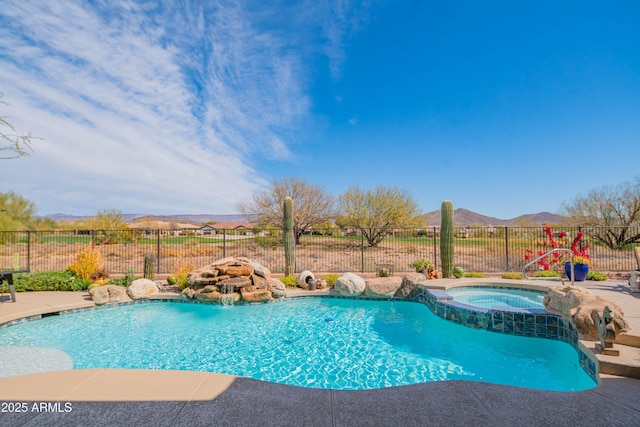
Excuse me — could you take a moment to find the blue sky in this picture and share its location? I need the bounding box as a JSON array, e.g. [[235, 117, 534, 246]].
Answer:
[[1, 1, 639, 219]]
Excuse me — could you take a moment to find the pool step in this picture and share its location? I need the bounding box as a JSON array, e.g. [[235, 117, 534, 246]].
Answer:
[[616, 332, 640, 348]]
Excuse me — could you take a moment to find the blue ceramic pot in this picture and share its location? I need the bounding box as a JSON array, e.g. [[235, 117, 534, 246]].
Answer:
[[564, 262, 589, 282]]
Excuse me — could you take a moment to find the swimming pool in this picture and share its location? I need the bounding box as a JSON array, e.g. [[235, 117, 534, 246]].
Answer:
[[0, 298, 595, 391], [446, 287, 546, 310]]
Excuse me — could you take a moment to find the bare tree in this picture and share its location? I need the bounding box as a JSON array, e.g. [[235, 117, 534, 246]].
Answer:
[[1, 94, 35, 159], [236, 177, 335, 244], [561, 176, 640, 248], [338, 185, 424, 247]]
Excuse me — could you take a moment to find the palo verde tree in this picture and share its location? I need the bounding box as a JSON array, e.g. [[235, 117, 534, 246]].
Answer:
[[1, 94, 35, 159], [338, 185, 424, 247], [561, 176, 640, 249], [0, 191, 36, 231], [236, 177, 335, 244]]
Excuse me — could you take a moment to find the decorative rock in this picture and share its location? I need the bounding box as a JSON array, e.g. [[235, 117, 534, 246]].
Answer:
[[544, 285, 631, 339], [250, 274, 267, 289], [240, 286, 272, 302], [267, 278, 287, 298], [219, 276, 251, 290], [90, 285, 128, 305], [219, 265, 254, 277], [181, 288, 196, 299], [334, 273, 366, 296], [394, 273, 427, 299], [127, 279, 160, 300], [316, 279, 327, 289], [202, 268, 218, 278], [195, 290, 222, 301], [202, 285, 219, 293], [297, 270, 315, 289], [364, 277, 403, 299], [210, 257, 238, 267], [248, 261, 272, 279]]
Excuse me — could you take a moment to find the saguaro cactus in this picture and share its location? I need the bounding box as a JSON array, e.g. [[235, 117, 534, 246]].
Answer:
[[144, 253, 156, 280], [440, 200, 454, 278], [283, 196, 295, 276]]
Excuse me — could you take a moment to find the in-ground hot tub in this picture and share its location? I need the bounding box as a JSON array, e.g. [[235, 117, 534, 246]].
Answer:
[[445, 286, 546, 310]]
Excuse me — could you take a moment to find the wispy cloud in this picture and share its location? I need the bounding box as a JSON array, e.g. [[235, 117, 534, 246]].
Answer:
[[0, 0, 370, 215]]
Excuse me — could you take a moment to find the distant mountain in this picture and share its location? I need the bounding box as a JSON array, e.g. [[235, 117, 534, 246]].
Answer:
[[44, 213, 245, 225], [45, 209, 563, 227], [421, 208, 565, 227]]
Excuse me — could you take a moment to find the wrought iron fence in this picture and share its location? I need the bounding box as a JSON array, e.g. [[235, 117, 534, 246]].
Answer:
[[1, 226, 638, 275]]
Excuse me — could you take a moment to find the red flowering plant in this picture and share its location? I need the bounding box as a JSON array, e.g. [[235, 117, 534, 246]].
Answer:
[[524, 225, 591, 271]]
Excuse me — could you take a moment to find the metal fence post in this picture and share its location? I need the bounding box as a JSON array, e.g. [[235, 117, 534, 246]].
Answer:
[[27, 230, 31, 271], [223, 229, 227, 258], [361, 229, 365, 273], [433, 227, 438, 269], [156, 229, 161, 273], [505, 226, 509, 271]]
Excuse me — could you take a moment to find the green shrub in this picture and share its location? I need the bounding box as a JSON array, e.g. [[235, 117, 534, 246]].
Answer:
[[587, 270, 608, 281], [255, 236, 281, 248], [279, 275, 298, 287], [532, 270, 562, 278], [9, 270, 91, 292], [463, 272, 488, 278], [501, 272, 523, 280], [323, 274, 340, 287], [107, 269, 136, 287], [409, 258, 433, 273]]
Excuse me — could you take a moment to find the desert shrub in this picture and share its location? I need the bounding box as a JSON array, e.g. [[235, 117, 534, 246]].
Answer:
[[67, 245, 104, 280], [171, 257, 197, 290], [323, 273, 340, 287], [501, 272, 523, 280], [532, 270, 562, 278], [11, 270, 91, 292], [90, 268, 110, 280], [463, 272, 488, 278], [409, 258, 433, 273], [107, 268, 136, 287], [587, 270, 608, 281], [279, 275, 298, 287]]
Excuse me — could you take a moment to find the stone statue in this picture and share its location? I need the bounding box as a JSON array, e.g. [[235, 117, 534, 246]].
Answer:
[[593, 306, 620, 356]]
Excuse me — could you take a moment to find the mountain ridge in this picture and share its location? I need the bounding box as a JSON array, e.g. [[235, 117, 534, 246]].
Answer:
[[45, 210, 564, 226]]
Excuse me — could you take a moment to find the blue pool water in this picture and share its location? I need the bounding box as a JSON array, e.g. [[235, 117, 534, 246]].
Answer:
[[447, 287, 546, 310], [0, 299, 595, 391]]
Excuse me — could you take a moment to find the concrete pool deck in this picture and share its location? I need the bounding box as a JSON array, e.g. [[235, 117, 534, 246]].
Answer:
[[1, 279, 639, 426]]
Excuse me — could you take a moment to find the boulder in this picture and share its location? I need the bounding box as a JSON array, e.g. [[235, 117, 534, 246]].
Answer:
[[544, 285, 631, 339], [90, 285, 128, 305], [195, 290, 222, 302], [219, 276, 251, 290], [334, 273, 366, 296], [364, 277, 403, 299], [240, 286, 272, 302], [248, 261, 272, 279], [219, 265, 254, 277], [219, 292, 241, 304], [181, 287, 196, 299], [394, 273, 427, 299], [250, 274, 268, 289], [127, 279, 160, 300], [267, 278, 287, 298]]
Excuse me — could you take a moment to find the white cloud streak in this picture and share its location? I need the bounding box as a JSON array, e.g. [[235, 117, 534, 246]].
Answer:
[[0, 0, 369, 215]]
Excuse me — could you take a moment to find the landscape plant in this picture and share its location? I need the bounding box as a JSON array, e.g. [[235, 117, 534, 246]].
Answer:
[[67, 245, 104, 280], [12, 270, 90, 291], [283, 196, 295, 276], [107, 268, 136, 287], [171, 257, 196, 290], [440, 200, 454, 278], [338, 185, 423, 247], [501, 272, 523, 280], [463, 272, 488, 278], [409, 258, 433, 273], [587, 271, 608, 281], [322, 273, 340, 287], [524, 225, 591, 272], [279, 275, 297, 287]]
